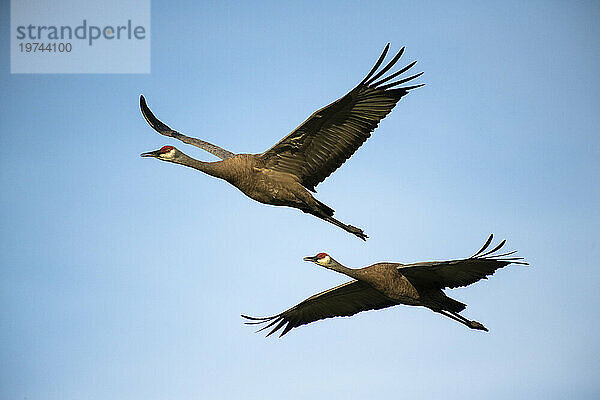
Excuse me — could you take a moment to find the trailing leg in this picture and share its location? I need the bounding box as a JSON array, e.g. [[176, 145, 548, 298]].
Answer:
[[323, 215, 368, 241], [299, 197, 368, 241], [432, 309, 488, 332]]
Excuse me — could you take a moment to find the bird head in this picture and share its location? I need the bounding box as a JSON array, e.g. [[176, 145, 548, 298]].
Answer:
[[141, 145, 180, 161], [303, 252, 333, 267]]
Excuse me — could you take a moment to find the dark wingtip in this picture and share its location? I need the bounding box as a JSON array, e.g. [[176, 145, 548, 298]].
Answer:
[[279, 323, 294, 337], [360, 44, 391, 85], [365, 46, 407, 86], [480, 239, 506, 258], [369, 59, 422, 89], [470, 235, 528, 266], [471, 234, 494, 258], [378, 71, 425, 91], [139, 95, 173, 133], [139, 95, 147, 111], [140, 94, 151, 116], [241, 314, 268, 321]]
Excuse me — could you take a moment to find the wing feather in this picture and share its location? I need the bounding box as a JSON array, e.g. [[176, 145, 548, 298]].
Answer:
[[399, 234, 528, 289], [242, 280, 396, 337], [260, 45, 423, 192]]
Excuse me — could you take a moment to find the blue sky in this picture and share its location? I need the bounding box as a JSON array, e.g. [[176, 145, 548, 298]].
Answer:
[[1, 1, 599, 399]]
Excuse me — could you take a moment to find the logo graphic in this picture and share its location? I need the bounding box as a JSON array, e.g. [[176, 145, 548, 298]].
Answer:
[[11, 0, 150, 74]]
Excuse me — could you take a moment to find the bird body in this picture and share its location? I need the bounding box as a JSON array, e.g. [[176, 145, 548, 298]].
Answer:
[[313, 259, 463, 311], [140, 44, 423, 240], [243, 235, 527, 337], [351, 263, 423, 306], [143, 147, 335, 218]]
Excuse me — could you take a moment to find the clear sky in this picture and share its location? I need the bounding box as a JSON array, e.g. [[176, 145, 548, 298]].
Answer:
[[1, 1, 599, 399]]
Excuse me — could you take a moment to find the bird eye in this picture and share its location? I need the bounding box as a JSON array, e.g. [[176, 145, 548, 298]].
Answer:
[[160, 146, 174, 153], [317, 253, 328, 259]]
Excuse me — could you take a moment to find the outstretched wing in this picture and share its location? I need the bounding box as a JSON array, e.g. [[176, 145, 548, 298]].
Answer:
[[242, 280, 396, 337], [139, 95, 235, 160], [260, 44, 423, 192], [399, 234, 528, 290]]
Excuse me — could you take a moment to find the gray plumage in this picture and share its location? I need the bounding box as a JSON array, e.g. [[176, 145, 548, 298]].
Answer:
[[242, 234, 528, 337], [140, 44, 423, 240]]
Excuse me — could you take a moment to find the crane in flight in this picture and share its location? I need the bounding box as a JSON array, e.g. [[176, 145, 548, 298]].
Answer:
[[243, 234, 528, 336], [141, 44, 423, 240]]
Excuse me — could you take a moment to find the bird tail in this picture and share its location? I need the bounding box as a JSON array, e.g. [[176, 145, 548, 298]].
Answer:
[[427, 290, 467, 313], [443, 296, 467, 313], [429, 291, 467, 313], [314, 198, 334, 217]]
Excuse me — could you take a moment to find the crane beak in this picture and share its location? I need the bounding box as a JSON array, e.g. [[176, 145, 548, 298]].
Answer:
[[303, 256, 318, 262], [141, 150, 161, 158]]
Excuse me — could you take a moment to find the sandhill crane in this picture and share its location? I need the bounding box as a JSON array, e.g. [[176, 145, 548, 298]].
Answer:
[[140, 44, 423, 240], [243, 235, 527, 336]]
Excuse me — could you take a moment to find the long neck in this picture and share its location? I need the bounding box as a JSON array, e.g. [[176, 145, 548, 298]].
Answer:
[[172, 153, 224, 178], [325, 259, 362, 280]]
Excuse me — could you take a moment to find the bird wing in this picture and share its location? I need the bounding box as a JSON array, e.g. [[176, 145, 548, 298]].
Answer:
[[139, 95, 235, 160], [242, 279, 396, 337], [398, 234, 528, 290], [260, 44, 423, 192]]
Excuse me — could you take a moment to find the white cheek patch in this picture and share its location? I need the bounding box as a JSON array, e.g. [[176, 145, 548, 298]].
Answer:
[[160, 149, 176, 159], [317, 255, 331, 265]]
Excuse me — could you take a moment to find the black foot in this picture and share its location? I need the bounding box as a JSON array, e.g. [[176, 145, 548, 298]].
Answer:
[[348, 225, 368, 241], [470, 320, 488, 332]]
